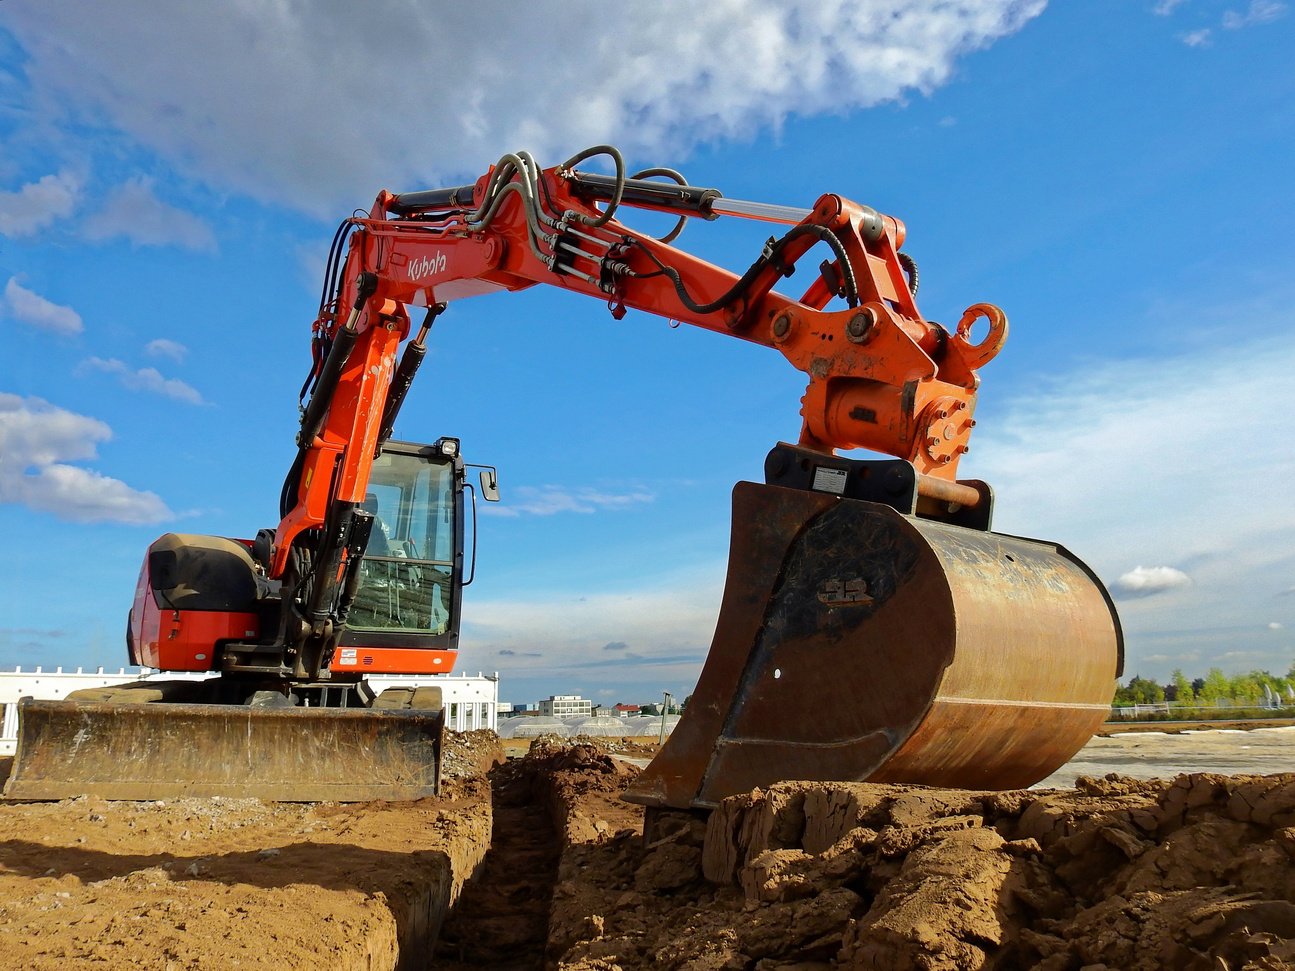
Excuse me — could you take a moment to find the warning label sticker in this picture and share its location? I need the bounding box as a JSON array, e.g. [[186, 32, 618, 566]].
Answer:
[[811, 467, 848, 494]]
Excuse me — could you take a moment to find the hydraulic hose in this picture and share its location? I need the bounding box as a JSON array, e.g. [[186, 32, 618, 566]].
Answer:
[[632, 222, 859, 316], [898, 252, 920, 295], [559, 145, 626, 229]]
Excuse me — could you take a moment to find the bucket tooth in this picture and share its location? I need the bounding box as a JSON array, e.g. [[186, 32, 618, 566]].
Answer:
[[624, 481, 1121, 810]]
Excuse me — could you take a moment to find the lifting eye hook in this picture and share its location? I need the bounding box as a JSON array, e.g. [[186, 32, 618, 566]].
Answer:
[[953, 303, 1009, 370]]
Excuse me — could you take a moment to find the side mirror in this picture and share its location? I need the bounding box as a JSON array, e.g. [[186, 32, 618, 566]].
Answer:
[[479, 468, 500, 502]]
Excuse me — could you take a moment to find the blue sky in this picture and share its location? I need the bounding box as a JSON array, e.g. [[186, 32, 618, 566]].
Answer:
[[1, 0, 1292, 709]]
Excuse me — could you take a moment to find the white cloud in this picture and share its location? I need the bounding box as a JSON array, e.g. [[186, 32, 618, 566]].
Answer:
[[972, 326, 1295, 676], [2, 1, 1046, 215], [82, 177, 216, 252], [0, 170, 80, 237], [0, 393, 171, 524], [1181, 27, 1213, 44], [1112, 565, 1192, 599], [976, 336, 1295, 570], [463, 569, 721, 682], [144, 338, 188, 362], [3, 278, 83, 335], [1269, 622, 1284, 630], [1222, 0, 1286, 28], [486, 485, 654, 518], [1153, 0, 1187, 13], [79, 357, 205, 405]]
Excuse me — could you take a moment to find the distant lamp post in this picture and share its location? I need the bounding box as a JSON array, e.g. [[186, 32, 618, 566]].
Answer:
[[659, 691, 673, 745]]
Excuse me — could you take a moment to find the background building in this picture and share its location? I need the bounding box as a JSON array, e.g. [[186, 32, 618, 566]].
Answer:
[[539, 694, 592, 718]]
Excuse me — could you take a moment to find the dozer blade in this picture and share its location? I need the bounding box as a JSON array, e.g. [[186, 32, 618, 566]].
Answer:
[[625, 481, 1122, 810], [3, 700, 443, 802]]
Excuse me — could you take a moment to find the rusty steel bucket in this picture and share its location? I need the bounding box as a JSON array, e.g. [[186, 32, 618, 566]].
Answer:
[[624, 481, 1122, 810], [3, 698, 443, 802]]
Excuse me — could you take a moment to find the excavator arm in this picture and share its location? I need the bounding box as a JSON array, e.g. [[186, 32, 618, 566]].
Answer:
[[313, 146, 1002, 480], [270, 146, 1012, 684], [262, 147, 1119, 811], [5, 147, 1121, 810]]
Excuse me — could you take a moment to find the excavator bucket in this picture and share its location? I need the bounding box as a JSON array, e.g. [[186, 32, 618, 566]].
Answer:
[[624, 480, 1122, 810], [3, 698, 443, 802]]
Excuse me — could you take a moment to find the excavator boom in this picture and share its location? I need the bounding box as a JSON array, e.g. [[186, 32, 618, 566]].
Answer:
[[5, 146, 1120, 807]]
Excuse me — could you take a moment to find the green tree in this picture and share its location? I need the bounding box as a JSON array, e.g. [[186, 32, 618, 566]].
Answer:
[[1229, 671, 1263, 705], [1170, 669, 1195, 704], [1132, 675, 1165, 704], [1114, 675, 1164, 706], [1198, 668, 1230, 705]]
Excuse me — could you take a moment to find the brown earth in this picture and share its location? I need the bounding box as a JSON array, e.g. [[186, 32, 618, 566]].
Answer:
[[3, 732, 1295, 969], [539, 743, 1295, 971], [0, 731, 502, 971]]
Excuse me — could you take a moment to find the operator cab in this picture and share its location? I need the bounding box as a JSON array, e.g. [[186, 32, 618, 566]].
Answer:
[[208, 437, 496, 684], [329, 436, 497, 675], [346, 440, 461, 641]]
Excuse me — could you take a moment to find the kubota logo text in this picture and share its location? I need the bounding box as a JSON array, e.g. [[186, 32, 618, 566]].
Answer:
[[408, 252, 448, 281]]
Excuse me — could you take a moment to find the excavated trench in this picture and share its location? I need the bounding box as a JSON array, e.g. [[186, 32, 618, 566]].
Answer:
[[3, 735, 1295, 969], [431, 758, 562, 969]]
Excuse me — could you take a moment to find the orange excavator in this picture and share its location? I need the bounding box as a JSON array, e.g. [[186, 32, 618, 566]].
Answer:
[[4, 146, 1121, 808]]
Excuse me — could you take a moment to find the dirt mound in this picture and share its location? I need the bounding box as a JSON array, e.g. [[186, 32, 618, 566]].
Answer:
[[441, 729, 506, 785], [525, 736, 644, 847], [541, 761, 1295, 970], [0, 731, 501, 971]]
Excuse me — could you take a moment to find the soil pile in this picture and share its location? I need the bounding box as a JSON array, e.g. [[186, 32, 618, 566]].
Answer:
[[0, 732, 501, 971], [441, 729, 507, 784], [539, 744, 1295, 970], [4, 731, 1294, 969]]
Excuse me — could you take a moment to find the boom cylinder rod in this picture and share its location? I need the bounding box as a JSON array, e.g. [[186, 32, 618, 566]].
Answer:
[[565, 172, 723, 217], [708, 198, 812, 225], [376, 302, 446, 450], [298, 327, 357, 447], [567, 172, 885, 237], [297, 273, 378, 447]]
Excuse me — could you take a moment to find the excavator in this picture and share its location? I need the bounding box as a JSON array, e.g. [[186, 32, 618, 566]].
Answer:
[[4, 146, 1122, 809]]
